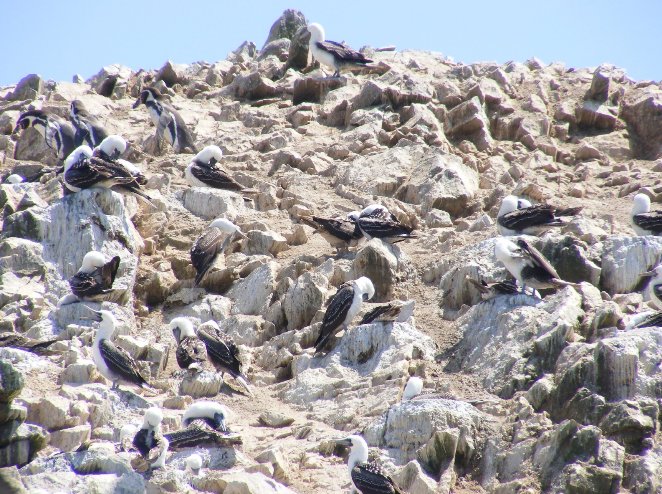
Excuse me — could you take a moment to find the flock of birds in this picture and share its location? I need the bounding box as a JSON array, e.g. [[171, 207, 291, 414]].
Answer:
[[3, 21, 662, 494]]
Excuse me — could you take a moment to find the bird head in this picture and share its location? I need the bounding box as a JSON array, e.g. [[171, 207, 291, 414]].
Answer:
[[494, 237, 519, 264], [80, 251, 107, 273], [143, 407, 163, 428], [186, 453, 203, 474], [632, 193, 651, 216], [64, 145, 93, 172], [183, 401, 229, 431], [360, 203, 388, 218], [307, 23, 325, 43], [498, 195, 520, 217], [195, 145, 223, 166], [95, 135, 127, 161], [517, 198, 532, 208], [335, 434, 369, 465], [14, 110, 48, 134], [209, 218, 247, 239], [169, 317, 195, 343], [347, 211, 360, 222], [641, 264, 662, 281], [354, 276, 375, 301], [70, 99, 87, 117], [402, 376, 424, 400], [5, 174, 24, 184], [133, 87, 161, 109]]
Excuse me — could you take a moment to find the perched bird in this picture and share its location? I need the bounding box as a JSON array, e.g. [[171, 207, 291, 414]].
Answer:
[[494, 238, 577, 292], [359, 300, 415, 325], [315, 276, 375, 353], [66, 251, 121, 303], [70, 99, 109, 148], [132, 87, 198, 153], [182, 401, 230, 432], [190, 218, 246, 286], [0, 333, 58, 355], [335, 435, 403, 494], [185, 145, 253, 194], [354, 205, 417, 243], [164, 401, 235, 449], [631, 193, 662, 236], [5, 174, 24, 184], [90, 309, 153, 391], [197, 325, 252, 395], [626, 311, 662, 330], [307, 23, 373, 78], [467, 277, 526, 300], [63, 144, 151, 201], [497, 195, 582, 236], [301, 213, 362, 251], [641, 264, 662, 310], [401, 376, 423, 401], [14, 109, 78, 160], [132, 407, 169, 470], [93, 135, 147, 185], [186, 454, 203, 475], [169, 317, 207, 372]]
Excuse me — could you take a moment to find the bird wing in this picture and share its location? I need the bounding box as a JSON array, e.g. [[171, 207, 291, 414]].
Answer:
[[0, 333, 57, 354], [197, 329, 243, 378], [99, 339, 149, 386], [132, 428, 152, 456], [315, 284, 355, 350], [316, 41, 373, 65], [69, 272, 104, 298], [309, 216, 362, 241], [176, 336, 207, 369], [102, 256, 121, 289], [164, 424, 221, 449], [190, 163, 243, 191], [498, 205, 559, 231], [516, 239, 561, 280], [360, 304, 394, 325], [491, 279, 521, 295], [633, 212, 662, 234], [352, 463, 402, 494], [633, 311, 662, 329], [358, 216, 416, 239], [190, 227, 231, 285], [64, 160, 102, 189]]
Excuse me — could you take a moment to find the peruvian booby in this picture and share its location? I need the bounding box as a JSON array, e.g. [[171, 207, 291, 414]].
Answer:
[[186, 454, 203, 475], [335, 435, 403, 494], [93, 135, 147, 185], [307, 23, 373, 78], [90, 309, 153, 391], [641, 264, 662, 310], [631, 193, 662, 236], [14, 109, 78, 160], [626, 310, 662, 330], [0, 332, 58, 355], [63, 144, 151, 201], [315, 276, 375, 353], [5, 174, 24, 184], [196, 325, 253, 395], [70, 99, 109, 148], [359, 300, 415, 325], [132, 87, 198, 153], [497, 195, 582, 236], [66, 251, 121, 303], [185, 145, 255, 196], [467, 277, 528, 299], [169, 317, 207, 372], [182, 401, 230, 432], [190, 218, 246, 286], [132, 407, 169, 470], [401, 376, 424, 401], [355, 205, 417, 243], [301, 213, 362, 251], [494, 238, 577, 291]]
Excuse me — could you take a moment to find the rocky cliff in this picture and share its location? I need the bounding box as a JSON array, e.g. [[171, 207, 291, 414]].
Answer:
[[0, 9, 661, 494]]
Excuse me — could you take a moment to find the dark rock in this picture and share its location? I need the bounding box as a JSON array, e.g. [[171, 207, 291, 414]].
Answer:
[[12, 127, 57, 166], [444, 96, 492, 150], [599, 401, 655, 453], [292, 77, 346, 105], [223, 72, 282, 101], [262, 9, 307, 48], [586, 67, 611, 102], [5, 75, 43, 102], [283, 26, 311, 73], [0, 361, 23, 404], [258, 39, 291, 62], [0, 424, 48, 468], [156, 61, 190, 87], [537, 236, 601, 286], [575, 100, 618, 131], [620, 88, 662, 159]]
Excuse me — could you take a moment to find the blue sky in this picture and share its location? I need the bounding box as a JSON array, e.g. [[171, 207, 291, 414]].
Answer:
[[1, 1, 660, 86]]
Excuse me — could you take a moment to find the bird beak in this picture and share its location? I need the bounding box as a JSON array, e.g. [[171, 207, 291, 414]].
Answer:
[[54, 166, 64, 175], [641, 270, 656, 278], [466, 278, 488, 293], [362, 293, 370, 301], [81, 304, 103, 322], [235, 230, 248, 240], [334, 438, 353, 448]]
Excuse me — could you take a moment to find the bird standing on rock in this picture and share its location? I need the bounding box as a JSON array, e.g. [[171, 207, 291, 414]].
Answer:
[[170, 317, 207, 372], [497, 195, 582, 236], [301, 212, 362, 252], [190, 218, 246, 286], [133, 87, 198, 153], [196, 325, 253, 395], [14, 109, 78, 161], [315, 276, 375, 353], [70, 99, 109, 148], [132, 407, 169, 470], [307, 23, 373, 78], [335, 435, 403, 494], [62, 251, 121, 305], [354, 204, 417, 243], [185, 145, 256, 195]]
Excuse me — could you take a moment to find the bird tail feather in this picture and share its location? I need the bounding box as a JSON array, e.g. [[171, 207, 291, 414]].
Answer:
[[235, 375, 253, 396]]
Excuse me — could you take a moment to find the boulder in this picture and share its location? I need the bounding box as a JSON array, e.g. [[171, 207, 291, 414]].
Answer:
[[282, 271, 329, 331], [0, 361, 23, 403], [227, 262, 278, 316], [600, 236, 662, 294], [352, 239, 399, 302], [621, 87, 662, 159], [262, 9, 307, 48], [181, 188, 245, 221], [444, 96, 493, 150]]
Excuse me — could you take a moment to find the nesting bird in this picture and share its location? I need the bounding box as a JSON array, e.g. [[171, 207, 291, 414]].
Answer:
[[14, 109, 78, 160], [196, 325, 252, 395], [335, 435, 403, 494], [182, 401, 230, 432], [315, 276, 375, 353], [497, 195, 582, 236], [631, 193, 662, 236], [133, 87, 198, 153], [190, 218, 246, 286], [90, 310, 153, 391], [165, 401, 237, 449], [359, 300, 415, 325], [353, 204, 417, 243], [93, 135, 147, 185], [401, 376, 424, 401], [494, 238, 577, 292], [467, 277, 523, 299], [0, 333, 58, 355], [65, 251, 121, 304], [132, 407, 169, 470], [307, 23, 373, 78], [185, 145, 253, 194], [169, 317, 207, 372], [302, 213, 362, 252], [70, 99, 109, 148]]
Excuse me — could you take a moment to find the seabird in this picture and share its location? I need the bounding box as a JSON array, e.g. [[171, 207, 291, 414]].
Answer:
[[497, 195, 582, 236], [185, 145, 254, 195], [190, 218, 246, 286], [66, 251, 121, 303], [0, 333, 58, 355], [467, 277, 525, 299], [626, 310, 662, 330], [132, 87, 198, 153], [164, 401, 239, 449], [93, 135, 147, 185], [169, 317, 207, 372], [315, 276, 375, 353], [70, 99, 109, 148], [307, 23, 373, 78], [494, 237, 577, 292], [335, 435, 403, 494], [631, 193, 662, 236], [196, 325, 253, 395], [182, 401, 230, 432], [14, 109, 78, 161], [359, 300, 415, 325], [641, 264, 662, 310], [132, 407, 169, 470], [63, 144, 151, 201], [401, 376, 423, 401], [90, 309, 154, 391], [119, 423, 139, 452], [5, 174, 24, 184], [186, 454, 203, 475], [301, 213, 362, 252], [355, 205, 417, 243]]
